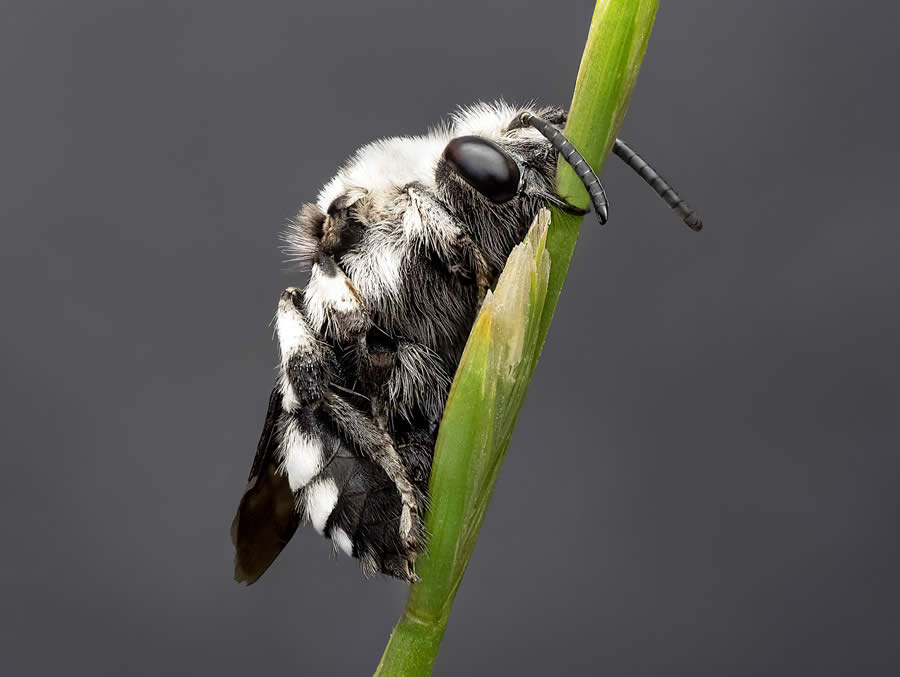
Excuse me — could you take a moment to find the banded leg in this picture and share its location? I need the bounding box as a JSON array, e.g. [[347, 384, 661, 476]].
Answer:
[[276, 399, 422, 581], [322, 393, 422, 550], [285, 404, 421, 579], [234, 278, 426, 581], [319, 423, 435, 581], [232, 291, 340, 583], [279, 261, 422, 544], [276, 286, 335, 412], [280, 267, 423, 557]]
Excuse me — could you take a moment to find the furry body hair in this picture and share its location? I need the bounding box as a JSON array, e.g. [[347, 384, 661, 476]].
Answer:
[[232, 101, 571, 582]]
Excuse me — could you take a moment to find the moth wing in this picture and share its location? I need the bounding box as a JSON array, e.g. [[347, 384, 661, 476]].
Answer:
[[231, 387, 299, 584]]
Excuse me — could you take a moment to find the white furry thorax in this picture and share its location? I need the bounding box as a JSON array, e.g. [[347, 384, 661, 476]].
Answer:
[[284, 101, 528, 300], [315, 101, 521, 210]]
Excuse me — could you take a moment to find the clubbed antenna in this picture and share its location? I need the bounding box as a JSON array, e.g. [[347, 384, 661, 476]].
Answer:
[[612, 139, 702, 231], [519, 112, 609, 224]]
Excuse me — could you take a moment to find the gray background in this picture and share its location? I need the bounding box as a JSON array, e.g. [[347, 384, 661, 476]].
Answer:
[[2, 1, 898, 675]]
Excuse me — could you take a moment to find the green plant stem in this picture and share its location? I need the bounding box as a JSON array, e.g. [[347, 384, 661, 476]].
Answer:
[[375, 307, 496, 676], [375, 2, 659, 674], [539, 0, 659, 349]]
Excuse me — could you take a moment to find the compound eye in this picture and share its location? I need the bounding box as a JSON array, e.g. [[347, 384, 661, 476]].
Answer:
[[442, 136, 521, 204]]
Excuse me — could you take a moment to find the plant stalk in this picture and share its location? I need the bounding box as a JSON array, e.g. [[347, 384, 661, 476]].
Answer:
[[375, 2, 659, 674]]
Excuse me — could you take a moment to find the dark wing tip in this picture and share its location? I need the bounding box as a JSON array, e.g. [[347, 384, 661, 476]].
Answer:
[[231, 387, 300, 585], [233, 555, 263, 585], [231, 465, 300, 585]]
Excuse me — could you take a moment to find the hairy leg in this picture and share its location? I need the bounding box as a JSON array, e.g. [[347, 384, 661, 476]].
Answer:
[[276, 270, 424, 567]]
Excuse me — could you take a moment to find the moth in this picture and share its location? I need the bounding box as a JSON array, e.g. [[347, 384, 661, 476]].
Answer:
[[231, 101, 701, 583]]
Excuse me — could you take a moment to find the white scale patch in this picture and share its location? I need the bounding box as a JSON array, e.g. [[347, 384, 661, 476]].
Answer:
[[403, 187, 462, 261], [276, 294, 315, 363], [303, 263, 360, 332], [279, 371, 299, 412], [451, 100, 520, 140], [342, 235, 405, 301], [316, 135, 447, 211], [276, 296, 316, 411], [331, 527, 354, 557], [281, 421, 323, 491], [305, 477, 339, 534]]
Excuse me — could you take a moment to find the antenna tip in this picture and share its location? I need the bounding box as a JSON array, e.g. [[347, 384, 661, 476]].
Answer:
[[596, 203, 608, 224], [684, 212, 703, 232]]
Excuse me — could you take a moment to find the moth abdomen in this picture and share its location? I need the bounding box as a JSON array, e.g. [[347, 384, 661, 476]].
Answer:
[[314, 442, 420, 580]]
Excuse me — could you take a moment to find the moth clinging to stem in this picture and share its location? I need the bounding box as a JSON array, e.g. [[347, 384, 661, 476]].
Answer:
[[231, 101, 701, 583]]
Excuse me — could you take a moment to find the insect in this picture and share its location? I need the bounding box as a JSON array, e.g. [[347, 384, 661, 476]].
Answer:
[[231, 101, 701, 583]]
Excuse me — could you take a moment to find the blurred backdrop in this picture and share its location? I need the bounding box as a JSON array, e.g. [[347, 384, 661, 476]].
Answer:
[[2, 1, 898, 675]]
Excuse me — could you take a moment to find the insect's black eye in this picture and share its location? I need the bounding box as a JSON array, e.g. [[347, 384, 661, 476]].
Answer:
[[442, 136, 521, 204]]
